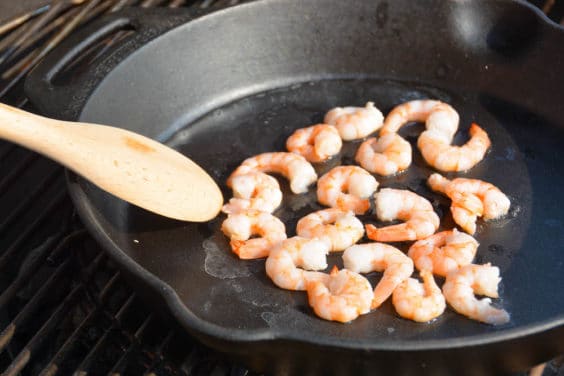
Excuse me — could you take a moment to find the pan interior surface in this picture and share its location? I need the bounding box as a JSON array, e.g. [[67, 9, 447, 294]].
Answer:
[[78, 77, 564, 345]]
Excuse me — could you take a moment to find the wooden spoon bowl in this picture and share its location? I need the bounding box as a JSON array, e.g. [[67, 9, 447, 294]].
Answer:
[[0, 103, 223, 222]]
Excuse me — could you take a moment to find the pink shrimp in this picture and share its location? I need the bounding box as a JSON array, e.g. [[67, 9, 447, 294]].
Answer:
[[265, 236, 330, 291], [286, 124, 342, 163], [381, 100, 490, 172], [407, 229, 478, 277], [442, 263, 510, 325], [221, 211, 287, 259], [306, 266, 373, 323], [222, 172, 282, 214], [316, 166, 379, 215], [418, 123, 491, 172], [392, 270, 446, 322], [354, 133, 412, 176], [381, 99, 458, 137], [228, 152, 317, 194], [296, 208, 364, 252], [428, 173, 511, 234], [324, 102, 384, 140], [343, 242, 414, 309], [365, 188, 439, 242]]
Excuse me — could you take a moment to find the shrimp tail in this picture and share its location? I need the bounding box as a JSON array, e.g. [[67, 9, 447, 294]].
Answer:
[[451, 206, 478, 234], [372, 265, 412, 309], [365, 223, 417, 242], [483, 304, 511, 325], [230, 239, 248, 258], [337, 195, 370, 215], [371, 284, 395, 309], [364, 224, 379, 240], [221, 198, 249, 214], [230, 239, 270, 259], [469, 123, 491, 147], [452, 192, 484, 215], [330, 265, 339, 276], [427, 173, 450, 194], [420, 270, 440, 294], [371, 295, 385, 309]]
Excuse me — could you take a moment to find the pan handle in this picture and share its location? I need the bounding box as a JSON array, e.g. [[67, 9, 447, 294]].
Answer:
[[24, 8, 195, 120]]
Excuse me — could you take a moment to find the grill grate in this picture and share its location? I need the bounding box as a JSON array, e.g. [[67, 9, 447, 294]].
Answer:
[[0, 0, 563, 375]]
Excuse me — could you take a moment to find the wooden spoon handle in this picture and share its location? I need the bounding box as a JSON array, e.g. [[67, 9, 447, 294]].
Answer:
[[0, 103, 223, 222]]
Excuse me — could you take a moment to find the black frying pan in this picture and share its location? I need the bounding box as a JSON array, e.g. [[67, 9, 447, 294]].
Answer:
[[25, 1, 564, 374]]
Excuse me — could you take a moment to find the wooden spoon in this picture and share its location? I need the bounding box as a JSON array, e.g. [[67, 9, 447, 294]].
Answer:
[[0, 103, 223, 222]]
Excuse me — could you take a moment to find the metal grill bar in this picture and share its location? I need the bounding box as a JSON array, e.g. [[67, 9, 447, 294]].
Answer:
[[0, 258, 71, 353], [12, 247, 125, 374], [38, 265, 126, 375], [107, 314, 154, 375], [73, 290, 134, 374], [0, 0, 104, 98], [169, 0, 187, 8], [110, 0, 139, 12], [0, 190, 67, 269], [141, 0, 170, 7], [0, 153, 38, 195], [0, 169, 62, 233], [0, 23, 31, 57], [0, 143, 14, 161], [38, 308, 101, 376], [1, 6, 84, 80], [91, 270, 121, 303], [0, 1, 76, 66], [543, 0, 556, 13], [0, 0, 240, 100], [0, 233, 63, 308], [0, 229, 94, 374], [0, 4, 51, 38], [46, 229, 88, 264], [76, 250, 108, 294], [13, 96, 29, 108], [2, 285, 85, 376], [144, 330, 175, 375]]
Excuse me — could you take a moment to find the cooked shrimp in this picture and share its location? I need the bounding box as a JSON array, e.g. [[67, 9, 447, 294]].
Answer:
[[418, 123, 491, 172], [306, 266, 373, 323], [355, 133, 412, 176], [365, 188, 440, 242], [265, 236, 330, 291], [222, 172, 282, 214], [296, 208, 364, 252], [381, 100, 489, 172], [221, 211, 287, 259], [286, 124, 342, 163], [343, 242, 414, 309], [392, 270, 446, 322], [381, 99, 458, 137], [228, 152, 317, 194], [317, 166, 378, 215], [428, 173, 511, 234], [324, 102, 384, 140], [442, 263, 510, 325], [408, 229, 478, 277]]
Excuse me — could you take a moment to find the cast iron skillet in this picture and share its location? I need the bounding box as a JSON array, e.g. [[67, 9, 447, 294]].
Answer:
[[25, 1, 564, 374]]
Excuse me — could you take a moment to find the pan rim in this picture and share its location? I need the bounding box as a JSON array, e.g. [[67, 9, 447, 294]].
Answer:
[[67, 171, 564, 351]]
